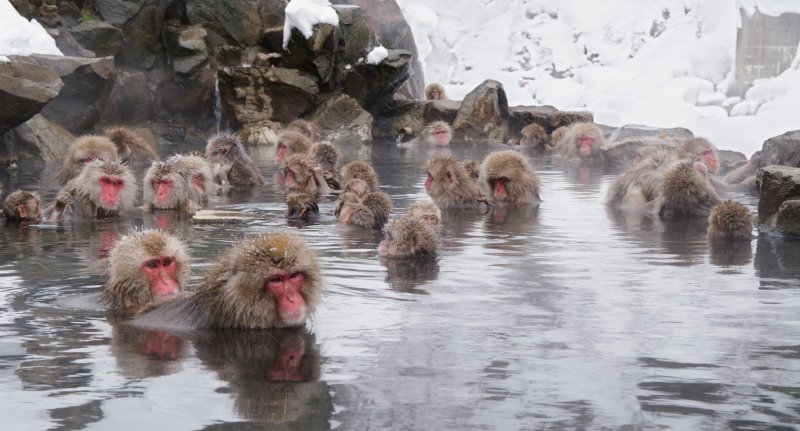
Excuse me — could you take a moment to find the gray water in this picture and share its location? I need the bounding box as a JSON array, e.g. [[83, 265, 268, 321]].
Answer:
[[1, 141, 799, 431]]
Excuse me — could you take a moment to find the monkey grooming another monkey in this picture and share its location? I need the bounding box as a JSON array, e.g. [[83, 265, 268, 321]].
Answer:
[[550, 126, 568, 150], [479, 150, 541, 206], [104, 230, 190, 314], [404, 200, 441, 226], [707, 200, 753, 240], [306, 141, 341, 189], [337, 190, 392, 230], [462, 160, 481, 182], [286, 192, 319, 221], [559, 122, 606, 166], [275, 131, 312, 165], [678, 137, 720, 175], [423, 156, 488, 210], [334, 178, 369, 217], [45, 159, 137, 222], [205, 133, 264, 187], [2, 190, 42, 222], [282, 154, 333, 195], [378, 216, 440, 258], [425, 83, 447, 101], [105, 126, 159, 164], [135, 232, 322, 329], [341, 160, 379, 192], [58, 135, 119, 184]]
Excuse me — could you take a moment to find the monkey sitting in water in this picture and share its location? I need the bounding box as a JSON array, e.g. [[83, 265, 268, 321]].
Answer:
[[306, 141, 341, 189], [378, 216, 440, 258], [286, 118, 321, 142], [135, 232, 322, 329], [399, 121, 453, 148], [3, 190, 42, 222], [105, 126, 159, 164], [707, 200, 753, 240], [58, 135, 119, 185], [479, 150, 541, 207], [205, 133, 264, 187], [45, 159, 137, 222], [337, 190, 393, 230], [423, 156, 488, 210], [340, 160, 379, 192], [282, 154, 334, 195], [275, 130, 312, 165], [558, 122, 606, 166], [103, 230, 191, 314], [286, 192, 319, 221]]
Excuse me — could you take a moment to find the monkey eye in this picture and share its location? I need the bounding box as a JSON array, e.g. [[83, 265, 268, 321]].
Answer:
[[194, 174, 202, 180], [699, 149, 713, 156], [100, 176, 112, 185], [113, 179, 124, 187], [145, 259, 159, 269], [289, 272, 302, 280], [268, 275, 282, 283], [161, 257, 173, 266]]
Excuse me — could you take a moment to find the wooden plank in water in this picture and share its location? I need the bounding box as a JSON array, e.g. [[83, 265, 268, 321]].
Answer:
[[192, 210, 256, 224]]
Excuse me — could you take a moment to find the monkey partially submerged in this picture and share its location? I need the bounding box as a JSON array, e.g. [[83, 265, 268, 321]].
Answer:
[[2, 190, 42, 222], [135, 232, 322, 329], [378, 216, 441, 258], [423, 156, 488, 210], [58, 135, 119, 185], [105, 126, 159, 164], [707, 200, 753, 240], [205, 133, 264, 187], [479, 150, 541, 207], [45, 159, 137, 222]]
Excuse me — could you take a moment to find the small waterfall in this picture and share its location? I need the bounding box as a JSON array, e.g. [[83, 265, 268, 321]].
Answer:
[[395, 132, 406, 144], [214, 77, 222, 134]]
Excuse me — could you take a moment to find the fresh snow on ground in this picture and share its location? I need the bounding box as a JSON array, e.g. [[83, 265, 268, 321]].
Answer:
[[397, 0, 800, 154], [0, 0, 61, 57]]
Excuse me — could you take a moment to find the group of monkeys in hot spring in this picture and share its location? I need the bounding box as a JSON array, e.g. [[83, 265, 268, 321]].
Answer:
[[0, 82, 756, 331]]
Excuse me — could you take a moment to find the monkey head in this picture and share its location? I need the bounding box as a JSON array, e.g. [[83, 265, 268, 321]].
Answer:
[[682, 137, 720, 175], [206, 133, 245, 163], [59, 135, 119, 184], [282, 154, 314, 191], [144, 161, 189, 210], [422, 121, 453, 147], [341, 160, 378, 191], [479, 150, 540, 205], [2, 190, 42, 222], [75, 159, 136, 212], [708, 200, 753, 240], [170, 154, 215, 202], [405, 201, 441, 226], [378, 216, 440, 258], [275, 131, 311, 165]]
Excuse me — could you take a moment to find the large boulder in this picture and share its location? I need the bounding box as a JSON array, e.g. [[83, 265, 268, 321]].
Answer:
[[67, 20, 125, 57], [759, 130, 800, 168], [163, 25, 209, 75], [452, 80, 510, 144], [2, 114, 75, 161], [186, 0, 266, 48], [307, 94, 372, 144], [333, 5, 372, 64], [282, 24, 340, 91], [31, 55, 115, 134], [602, 125, 694, 169], [373, 98, 460, 141], [509, 105, 557, 133], [98, 69, 154, 126], [340, 49, 412, 110], [756, 165, 800, 235], [0, 56, 63, 135], [217, 66, 319, 128], [113, 0, 167, 68]]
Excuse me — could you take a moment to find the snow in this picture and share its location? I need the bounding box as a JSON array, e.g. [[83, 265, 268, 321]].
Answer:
[[0, 0, 61, 57], [283, 0, 340, 49], [366, 45, 388, 65], [397, 0, 800, 155]]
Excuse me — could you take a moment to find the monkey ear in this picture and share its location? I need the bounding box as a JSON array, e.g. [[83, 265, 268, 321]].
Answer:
[[17, 204, 28, 218]]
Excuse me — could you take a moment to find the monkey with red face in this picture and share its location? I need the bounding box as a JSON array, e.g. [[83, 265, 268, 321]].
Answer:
[[479, 150, 541, 207], [559, 122, 606, 166], [45, 159, 137, 222]]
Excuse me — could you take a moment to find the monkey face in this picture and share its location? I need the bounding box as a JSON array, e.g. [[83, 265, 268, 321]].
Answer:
[[576, 134, 594, 157], [275, 143, 287, 165], [152, 177, 174, 206], [491, 177, 508, 200], [266, 271, 308, 326], [99, 176, 126, 209], [142, 256, 180, 300], [421, 213, 439, 225], [697, 148, 719, 174], [432, 128, 450, 146]]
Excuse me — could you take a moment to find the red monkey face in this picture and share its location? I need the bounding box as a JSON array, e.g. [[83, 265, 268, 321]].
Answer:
[[266, 271, 307, 326], [576, 135, 594, 157], [143, 256, 179, 299], [274, 144, 287, 164], [433, 129, 450, 146], [424, 173, 433, 192], [284, 169, 296, 188], [192, 174, 205, 193], [422, 214, 439, 225], [99, 176, 125, 209], [492, 178, 508, 200], [698, 149, 719, 174], [152, 177, 173, 205]]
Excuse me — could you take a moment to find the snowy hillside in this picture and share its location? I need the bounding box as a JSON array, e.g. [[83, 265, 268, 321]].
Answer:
[[397, 0, 800, 154]]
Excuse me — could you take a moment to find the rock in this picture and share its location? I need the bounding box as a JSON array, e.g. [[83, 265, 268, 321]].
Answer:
[[31, 55, 115, 134], [509, 105, 557, 133], [547, 110, 594, 129], [308, 94, 372, 144], [68, 20, 125, 57], [114, 0, 167, 68], [163, 25, 209, 75], [605, 124, 694, 143], [718, 150, 748, 176], [186, 0, 264, 47], [282, 25, 340, 91], [0, 56, 63, 135], [333, 5, 372, 64], [193, 209, 256, 224], [98, 69, 154, 126], [217, 66, 319, 128], [452, 80, 510, 144], [155, 66, 216, 129], [424, 99, 461, 124], [340, 49, 412, 109], [602, 138, 676, 169], [2, 114, 75, 161], [756, 165, 800, 234], [759, 130, 800, 168]]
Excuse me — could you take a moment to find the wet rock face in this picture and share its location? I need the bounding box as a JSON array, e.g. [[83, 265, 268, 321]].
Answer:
[[452, 80, 510, 144], [0, 56, 64, 135], [340, 49, 412, 109], [759, 130, 800, 169], [308, 94, 372, 144], [757, 165, 800, 236], [3, 114, 75, 161]]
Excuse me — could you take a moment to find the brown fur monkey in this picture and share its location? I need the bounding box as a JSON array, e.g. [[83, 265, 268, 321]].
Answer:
[[401, 121, 453, 147], [105, 126, 159, 164], [58, 135, 119, 184], [606, 150, 673, 210], [205, 133, 264, 187], [479, 150, 541, 206], [286, 119, 321, 142], [2, 190, 42, 222], [334, 178, 369, 217], [275, 130, 312, 165], [45, 159, 137, 221], [423, 156, 487, 209], [425, 83, 447, 101], [103, 230, 190, 314], [656, 160, 721, 218], [341, 160, 379, 192], [518, 123, 550, 150], [169, 154, 215, 209], [404, 200, 441, 226], [678, 137, 719, 175], [135, 232, 322, 329], [337, 190, 392, 230], [306, 141, 341, 189], [143, 160, 193, 212], [282, 154, 333, 195], [708, 200, 753, 240], [286, 192, 319, 220], [462, 160, 480, 182], [560, 122, 605, 166], [378, 216, 440, 257], [550, 126, 568, 149]]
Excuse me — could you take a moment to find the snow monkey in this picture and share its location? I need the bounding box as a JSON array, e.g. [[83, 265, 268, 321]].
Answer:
[[286, 118, 321, 142], [423, 156, 488, 209], [404, 200, 441, 226], [559, 122, 606, 166], [103, 229, 190, 314], [401, 121, 453, 148], [205, 133, 264, 187], [275, 130, 312, 165], [518, 123, 551, 151], [135, 232, 323, 329], [707, 200, 753, 240], [282, 154, 333, 195], [340, 160, 379, 192], [58, 135, 119, 184], [2, 190, 42, 222], [337, 190, 393, 230], [169, 154, 215, 208], [678, 137, 720, 175], [45, 159, 137, 221], [378, 216, 440, 258], [425, 83, 447, 101], [104, 126, 159, 164], [285, 192, 319, 221], [479, 150, 541, 206]]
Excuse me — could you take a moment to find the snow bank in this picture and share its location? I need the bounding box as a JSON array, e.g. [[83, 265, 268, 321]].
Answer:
[[283, 0, 340, 49], [0, 0, 62, 56], [366, 45, 388, 65]]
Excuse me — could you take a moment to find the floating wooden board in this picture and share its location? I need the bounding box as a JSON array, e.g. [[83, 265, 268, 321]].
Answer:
[[192, 210, 257, 224]]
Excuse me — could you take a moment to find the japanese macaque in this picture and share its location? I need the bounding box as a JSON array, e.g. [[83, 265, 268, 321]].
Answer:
[[401, 121, 453, 147], [517, 123, 550, 150], [707, 200, 753, 240], [341, 160, 379, 192], [337, 190, 392, 230], [404, 200, 441, 226], [286, 119, 321, 142], [282, 154, 333, 195], [103, 230, 190, 314], [45, 159, 137, 221], [143, 161, 188, 211], [423, 156, 488, 209], [169, 154, 214, 208], [286, 192, 319, 220], [2, 190, 42, 222], [306, 141, 341, 189], [462, 160, 480, 182], [560, 122, 605, 165], [678, 137, 719, 175], [58, 135, 119, 184], [479, 150, 541, 206], [425, 83, 447, 101], [275, 130, 312, 165], [378, 216, 440, 257], [205, 133, 264, 187], [105, 126, 159, 164], [135, 232, 322, 329], [551, 126, 568, 149], [334, 178, 369, 217]]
